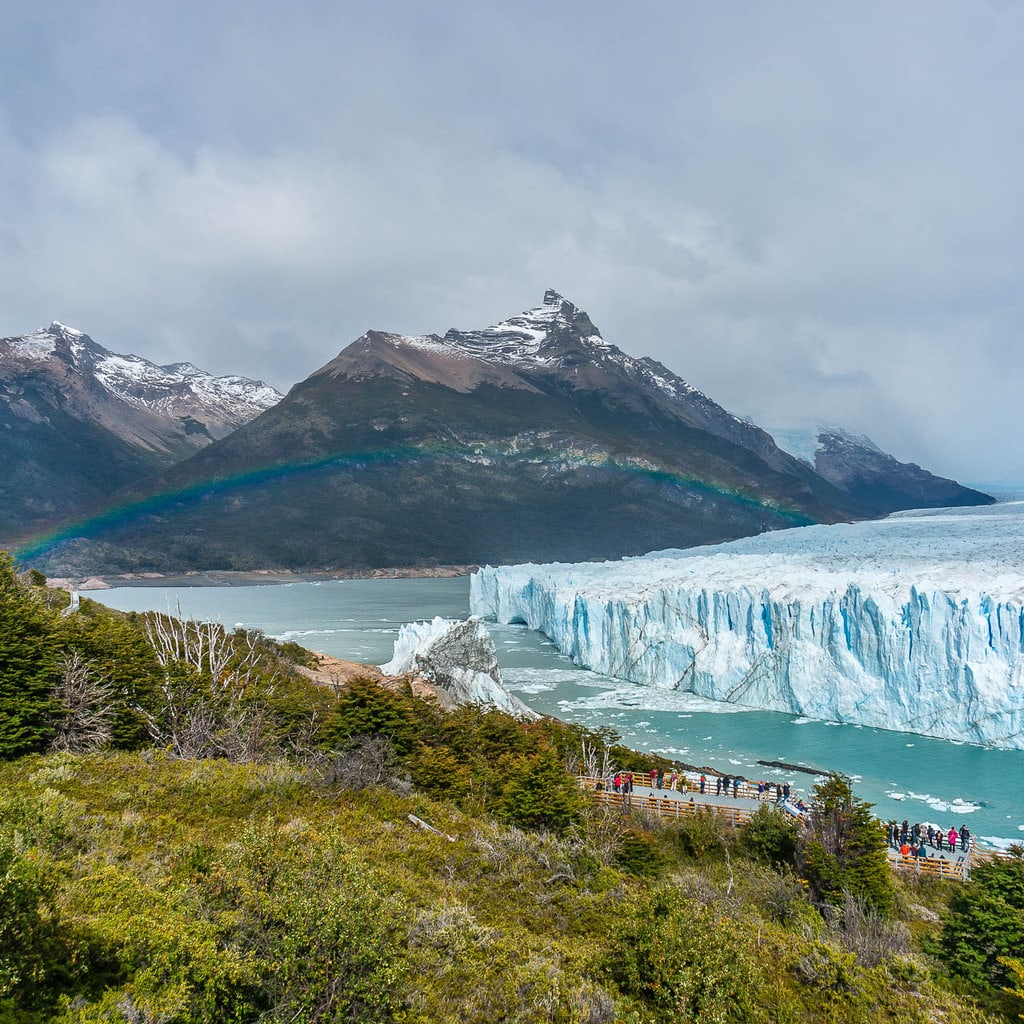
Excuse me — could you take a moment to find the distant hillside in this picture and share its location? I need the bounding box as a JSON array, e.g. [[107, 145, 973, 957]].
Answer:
[[770, 424, 993, 514], [24, 292, 868, 574], [0, 322, 281, 541]]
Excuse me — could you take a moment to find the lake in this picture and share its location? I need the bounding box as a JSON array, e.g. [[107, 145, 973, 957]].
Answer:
[[96, 574, 1024, 849]]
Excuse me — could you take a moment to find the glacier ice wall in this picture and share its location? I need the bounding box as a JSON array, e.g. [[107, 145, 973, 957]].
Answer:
[[381, 616, 538, 720], [470, 502, 1024, 748]]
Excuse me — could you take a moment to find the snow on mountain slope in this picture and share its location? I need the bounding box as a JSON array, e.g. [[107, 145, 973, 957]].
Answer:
[[1, 321, 282, 439], [471, 500, 1024, 748]]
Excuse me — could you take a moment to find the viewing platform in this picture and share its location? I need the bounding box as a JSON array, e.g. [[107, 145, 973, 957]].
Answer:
[[575, 773, 1012, 882]]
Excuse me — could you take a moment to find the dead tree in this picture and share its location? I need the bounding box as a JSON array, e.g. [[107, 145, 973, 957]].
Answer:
[[139, 612, 276, 762], [50, 650, 116, 753]]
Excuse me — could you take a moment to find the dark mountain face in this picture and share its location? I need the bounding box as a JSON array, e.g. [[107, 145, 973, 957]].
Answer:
[[24, 293, 873, 575], [809, 428, 993, 514], [0, 323, 281, 542]]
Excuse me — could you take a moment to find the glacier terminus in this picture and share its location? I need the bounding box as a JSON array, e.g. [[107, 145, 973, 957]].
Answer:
[[470, 501, 1024, 749]]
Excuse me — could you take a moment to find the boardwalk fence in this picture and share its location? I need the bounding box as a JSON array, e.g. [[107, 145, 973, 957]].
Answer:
[[577, 774, 1021, 881]]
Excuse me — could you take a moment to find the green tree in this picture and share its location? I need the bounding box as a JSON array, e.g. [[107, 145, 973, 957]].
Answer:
[[938, 850, 1024, 995], [497, 747, 583, 833], [797, 773, 894, 916], [0, 553, 60, 757], [322, 677, 424, 754]]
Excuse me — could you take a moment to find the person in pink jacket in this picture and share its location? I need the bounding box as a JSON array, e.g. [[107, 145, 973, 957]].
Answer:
[[948, 827, 959, 853]]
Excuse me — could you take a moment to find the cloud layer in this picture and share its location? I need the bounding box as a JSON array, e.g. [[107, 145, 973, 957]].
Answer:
[[2, 1, 1022, 480]]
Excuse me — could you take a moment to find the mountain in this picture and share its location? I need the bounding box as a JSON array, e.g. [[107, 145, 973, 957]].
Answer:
[[769, 424, 993, 514], [24, 291, 877, 574], [0, 322, 282, 541]]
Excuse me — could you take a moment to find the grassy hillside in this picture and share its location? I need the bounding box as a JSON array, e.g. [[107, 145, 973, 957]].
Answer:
[[0, 554, 1018, 1023]]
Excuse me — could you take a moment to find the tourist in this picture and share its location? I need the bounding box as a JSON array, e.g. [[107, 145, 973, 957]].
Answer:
[[613, 773, 621, 793], [650, 768, 657, 789], [716, 775, 723, 796], [668, 769, 677, 791], [700, 774, 706, 794], [960, 824, 971, 851], [948, 827, 959, 854], [656, 767, 664, 789], [757, 780, 765, 800], [733, 776, 740, 797], [900, 839, 910, 857], [783, 782, 791, 801], [936, 829, 944, 851]]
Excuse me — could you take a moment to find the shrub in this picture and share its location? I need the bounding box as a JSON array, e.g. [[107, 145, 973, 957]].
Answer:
[[0, 553, 60, 757], [497, 748, 583, 834], [738, 803, 798, 867], [613, 828, 666, 877], [607, 886, 769, 1023], [938, 850, 1024, 995], [677, 807, 729, 861]]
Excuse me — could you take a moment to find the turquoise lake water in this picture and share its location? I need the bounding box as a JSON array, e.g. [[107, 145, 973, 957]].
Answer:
[[96, 574, 1024, 849]]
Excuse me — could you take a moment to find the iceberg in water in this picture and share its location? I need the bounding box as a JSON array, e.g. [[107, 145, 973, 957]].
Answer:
[[381, 616, 538, 720], [470, 502, 1024, 748]]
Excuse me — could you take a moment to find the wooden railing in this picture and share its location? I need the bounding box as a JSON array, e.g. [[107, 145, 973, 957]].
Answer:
[[578, 777, 758, 827], [578, 775, 1019, 882], [891, 852, 969, 881]]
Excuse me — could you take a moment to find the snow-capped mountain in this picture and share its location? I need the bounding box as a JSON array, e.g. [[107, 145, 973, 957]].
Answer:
[[471, 499, 1024, 748], [0, 322, 281, 540], [21, 291, 989, 575], [24, 292, 865, 574], [322, 290, 793, 471], [769, 423, 992, 514], [4, 322, 280, 443]]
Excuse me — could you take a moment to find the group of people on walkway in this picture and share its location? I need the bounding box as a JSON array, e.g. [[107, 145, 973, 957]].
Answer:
[[887, 819, 972, 858], [605, 768, 804, 811]]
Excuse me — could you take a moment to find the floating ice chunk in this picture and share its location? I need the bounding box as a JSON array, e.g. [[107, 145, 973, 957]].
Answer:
[[381, 616, 538, 720]]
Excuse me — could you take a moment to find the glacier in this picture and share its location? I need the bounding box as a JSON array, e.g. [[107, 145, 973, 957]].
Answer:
[[470, 501, 1024, 749]]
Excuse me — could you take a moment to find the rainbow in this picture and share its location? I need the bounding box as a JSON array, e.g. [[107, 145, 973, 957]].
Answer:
[[12, 441, 816, 563]]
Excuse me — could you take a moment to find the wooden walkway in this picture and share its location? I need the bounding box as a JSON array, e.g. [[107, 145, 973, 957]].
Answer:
[[576, 775, 1021, 882]]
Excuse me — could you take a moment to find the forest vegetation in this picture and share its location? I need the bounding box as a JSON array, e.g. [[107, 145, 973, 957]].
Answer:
[[1, 552, 1023, 1023]]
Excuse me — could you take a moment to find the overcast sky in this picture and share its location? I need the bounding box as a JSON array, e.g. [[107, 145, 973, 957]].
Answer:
[[2, 1, 1021, 482]]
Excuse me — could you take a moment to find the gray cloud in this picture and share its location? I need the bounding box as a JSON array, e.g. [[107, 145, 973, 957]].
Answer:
[[1, 1, 1021, 481]]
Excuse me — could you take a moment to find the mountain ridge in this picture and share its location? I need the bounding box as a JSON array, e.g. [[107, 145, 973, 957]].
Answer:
[[12, 293, 877, 574], [0, 322, 282, 540]]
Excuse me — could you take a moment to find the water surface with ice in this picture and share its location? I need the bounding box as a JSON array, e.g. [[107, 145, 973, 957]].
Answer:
[[98, 572, 1024, 849]]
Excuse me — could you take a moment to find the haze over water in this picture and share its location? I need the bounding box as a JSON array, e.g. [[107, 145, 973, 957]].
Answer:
[[98, 568, 1024, 849]]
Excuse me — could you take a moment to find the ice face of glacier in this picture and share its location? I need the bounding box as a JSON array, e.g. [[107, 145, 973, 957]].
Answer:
[[381, 616, 539, 720], [470, 502, 1024, 748]]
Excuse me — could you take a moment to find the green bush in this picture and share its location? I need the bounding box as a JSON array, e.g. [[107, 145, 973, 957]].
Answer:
[[497, 748, 583, 834], [937, 850, 1024, 996], [0, 554, 60, 757], [607, 886, 771, 1023], [738, 803, 798, 867], [677, 807, 729, 861]]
